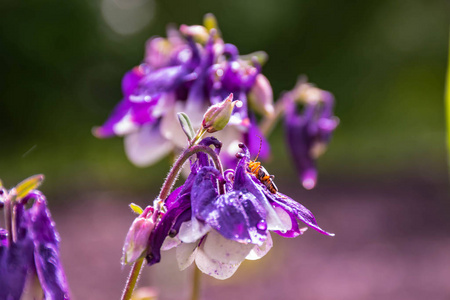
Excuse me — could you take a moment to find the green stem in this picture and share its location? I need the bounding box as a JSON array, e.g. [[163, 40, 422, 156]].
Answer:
[[259, 98, 286, 136], [445, 27, 450, 173], [121, 258, 145, 300], [190, 266, 202, 300], [121, 144, 224, 300], [158, 144, 224, 202]]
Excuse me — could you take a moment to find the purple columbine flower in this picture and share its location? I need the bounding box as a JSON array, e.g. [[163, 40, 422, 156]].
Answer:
[[0, 185, 70, 300], [94, 15, 274, 169], [283, 80, 339, 190], [143, 140, 333, 279]]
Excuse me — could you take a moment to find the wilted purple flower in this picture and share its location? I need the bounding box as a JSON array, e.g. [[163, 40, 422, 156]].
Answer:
[[283, 81, 339, 190], [0, 181, 70, 300], [143, 140, 333, 279], [94, 15, 273, 168]]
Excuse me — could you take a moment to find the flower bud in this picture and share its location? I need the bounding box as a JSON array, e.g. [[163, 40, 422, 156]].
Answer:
[[180, 24, 209, 44], [248, 74, 274, 117], [202, 94, 242, 133], [122, 207, 155, 265]]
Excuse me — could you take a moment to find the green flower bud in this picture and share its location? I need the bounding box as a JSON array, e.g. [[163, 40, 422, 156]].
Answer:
[[202, 94, 242, 133]]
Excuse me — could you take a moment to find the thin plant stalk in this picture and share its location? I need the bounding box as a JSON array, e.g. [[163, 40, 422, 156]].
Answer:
[[445, 27, 450, 172], [121, 258, 145, 300], [190, 266, 202, 300]]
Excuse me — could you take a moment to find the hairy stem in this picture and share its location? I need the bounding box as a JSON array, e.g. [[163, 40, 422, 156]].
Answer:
[[121, 258, 145, 300], [159, 144, 224, 201]]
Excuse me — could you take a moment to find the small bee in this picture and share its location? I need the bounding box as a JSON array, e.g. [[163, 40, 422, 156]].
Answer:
[[246, 138, 278, 194]]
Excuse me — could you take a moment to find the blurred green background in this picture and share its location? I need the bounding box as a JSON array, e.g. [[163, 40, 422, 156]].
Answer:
[[1, 1, 449, 299], [0, 0, 447, 193]]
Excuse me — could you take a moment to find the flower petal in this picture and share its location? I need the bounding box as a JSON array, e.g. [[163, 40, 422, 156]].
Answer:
[[0, 203, 34, 300], [178, 218, 211, 244], [124, 123, 173, 167], [272, 204, 302, 238], [147, 194, 191, 266], [202, 230, 254, 264], [176, 241, 199, 271], [160, 101, 192, 148], [205, 191, 267, 245], [270, 192, 334, 236], [233, 147, 288, 232], [246, 231, 273, 260], [29, 193, 70, 300], [161, 236, 181, 251], [195, 248, 241, 280]]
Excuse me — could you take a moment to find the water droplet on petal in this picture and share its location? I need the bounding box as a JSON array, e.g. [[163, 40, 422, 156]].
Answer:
[[256, 220, 267, 231]]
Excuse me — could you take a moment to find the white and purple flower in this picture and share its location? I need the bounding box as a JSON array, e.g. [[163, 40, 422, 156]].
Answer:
[[143, 139, 333, 279], [94, 16, 273, 168]]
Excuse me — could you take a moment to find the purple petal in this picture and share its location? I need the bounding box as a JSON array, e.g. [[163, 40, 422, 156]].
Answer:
[[122, 67, 145, 97], [271, 202, 302, 238], [269, 192, 334, 236], [244, 115, 270, 161], [146, 194, 191, 266], [190, 167, 220, 221], [206, 191, 267, 245], [29, 193, 70, 300], [233, 144, 287, 231], [0, 204, 34, 300], [94, 99, 132, 138], [284, 100, 318, 189]]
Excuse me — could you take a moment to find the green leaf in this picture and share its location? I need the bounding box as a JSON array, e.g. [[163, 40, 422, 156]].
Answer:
[[129, 203, 144, 215], [177, 112, 195, 141], [15, 174, 44, 200]]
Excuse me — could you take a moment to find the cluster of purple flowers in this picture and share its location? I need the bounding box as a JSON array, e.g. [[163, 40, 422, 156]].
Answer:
[[123, 138, 333, 279], [0, 177, 70, 299], [94, 14, 272, 168], [94, 14, 338, 190]]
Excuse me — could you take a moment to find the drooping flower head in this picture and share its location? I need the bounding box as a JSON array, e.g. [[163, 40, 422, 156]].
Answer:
[[94, 14, 273, 168], [123, 139, 333, 280], [283, 79, 339, 190], [0, 175, 70, 300]]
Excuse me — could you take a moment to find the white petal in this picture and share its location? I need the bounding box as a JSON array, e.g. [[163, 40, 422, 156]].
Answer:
[[178, 219, 211, 244], [124, 124, 173, 167], [176, 241, 199, 271], [246, 232, 273, 260], [161, 235, 181, 251], [195, 246, 241, 280], [160, 101, 192, 148], [271, 206, 294, 232], [152, 93, 175, 119], [211, 125, 243, 157], [202, 230, 254, 264], [265, 204, 291, 232], [184, 99, 209, 129], [113, 112, 139, 136]]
